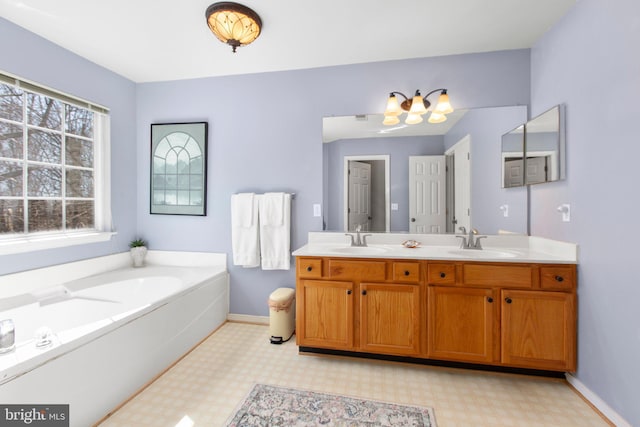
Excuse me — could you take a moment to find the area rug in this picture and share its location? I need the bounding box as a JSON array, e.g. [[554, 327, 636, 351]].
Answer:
[[225, 384, 437, 426]]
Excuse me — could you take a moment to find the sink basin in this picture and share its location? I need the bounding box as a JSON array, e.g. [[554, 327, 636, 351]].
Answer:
[[447, 249, 518, 259], [330, 246, 389, 255]]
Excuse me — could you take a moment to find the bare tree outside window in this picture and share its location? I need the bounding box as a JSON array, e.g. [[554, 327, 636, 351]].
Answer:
[[0, 82, 96, 235]]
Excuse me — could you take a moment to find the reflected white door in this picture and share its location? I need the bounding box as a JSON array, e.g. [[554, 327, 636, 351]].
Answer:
[[525, 156, 548, 184], [348, 161, 371, 231], [504, 158, 525, 188], [409, 156, 446, 233], [452, 136, 471, 232]]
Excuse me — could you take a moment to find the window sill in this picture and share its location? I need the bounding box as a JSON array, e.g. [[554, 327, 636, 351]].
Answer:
[[0, 231, 117, 255]]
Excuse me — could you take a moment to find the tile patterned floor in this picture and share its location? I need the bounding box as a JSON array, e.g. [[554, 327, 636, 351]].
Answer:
[[99, 322, 610, 427]]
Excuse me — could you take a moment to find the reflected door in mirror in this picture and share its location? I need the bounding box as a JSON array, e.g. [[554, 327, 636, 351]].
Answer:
[[348, 161, 372, 231], [409, 156, 445, 233]]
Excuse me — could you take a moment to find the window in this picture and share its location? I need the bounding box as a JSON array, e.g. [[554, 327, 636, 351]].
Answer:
[[0, 73, 112, 253]]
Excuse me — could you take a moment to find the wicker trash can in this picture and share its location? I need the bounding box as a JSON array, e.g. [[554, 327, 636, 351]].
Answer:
[[268, 287, 295, 344]]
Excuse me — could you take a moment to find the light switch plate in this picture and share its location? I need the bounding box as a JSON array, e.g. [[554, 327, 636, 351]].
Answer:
[[313, 204, 322, 217], [391, 203, 398, 211]]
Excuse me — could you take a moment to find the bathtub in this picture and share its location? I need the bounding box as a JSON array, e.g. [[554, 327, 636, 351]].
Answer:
[[0, 251, 229, 427]]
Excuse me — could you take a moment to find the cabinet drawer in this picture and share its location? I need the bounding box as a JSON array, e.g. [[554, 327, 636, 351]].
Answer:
[[297, 258, 323, 278], [463, 264, 532, 288], [328, 260, 386, 281], [427, 263, 456, 284], [392, 262, 421, 283], [540, 266, 576, 291]]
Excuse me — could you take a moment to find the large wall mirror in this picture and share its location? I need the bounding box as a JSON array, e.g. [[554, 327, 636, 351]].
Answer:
[[323, 105, 529, 235], [501, 105, 565, 188]]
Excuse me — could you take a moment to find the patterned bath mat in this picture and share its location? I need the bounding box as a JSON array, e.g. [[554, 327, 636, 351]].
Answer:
[[225, 383, 437, 426]]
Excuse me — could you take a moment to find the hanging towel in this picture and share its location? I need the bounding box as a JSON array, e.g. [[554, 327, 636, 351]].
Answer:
[[259, 193, 291, 270], [231, 193, 260, 268]]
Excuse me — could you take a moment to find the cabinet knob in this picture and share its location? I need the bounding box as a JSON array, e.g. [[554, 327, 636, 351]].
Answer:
[[306, 266, 312, 272], [555, 275, 564, 282], [404, 270, 410, 276], [439, 272, 446, 278], [362, 290, 367, 296], [347, 290, 352, 295], [487, 297, 494, 303], [505, 297, 512, 304]]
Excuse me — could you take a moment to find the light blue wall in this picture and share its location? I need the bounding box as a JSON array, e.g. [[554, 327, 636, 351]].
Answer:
[[0, 18, 137, 275], [323, 136, 445, 232], [136, 50, 531, 316], [530, 0, 639, 424], [445, 106, 529, 234]]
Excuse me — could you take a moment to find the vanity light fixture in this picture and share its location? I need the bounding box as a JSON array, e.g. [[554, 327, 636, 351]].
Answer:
[[205, 2, 262, 53], [383, 89, 454, 125]]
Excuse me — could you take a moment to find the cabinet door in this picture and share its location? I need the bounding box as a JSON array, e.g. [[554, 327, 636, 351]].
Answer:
[[427, 286, 497, 363], [501, 290, 576, 371], [296, 280, 354, 350], [359, 283, 420, 356]]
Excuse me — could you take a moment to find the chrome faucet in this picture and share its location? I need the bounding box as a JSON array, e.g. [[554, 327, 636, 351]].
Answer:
[[0, 319, 15, 354], [345, 225, 372, 247], [456, 227, 487, 250]]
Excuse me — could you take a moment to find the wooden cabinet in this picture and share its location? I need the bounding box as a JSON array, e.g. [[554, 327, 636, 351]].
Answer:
[[296, 258, 422, 356], [360, 282, 420, 356], [296, 256, 577, 373], [501, 289, 576, 371], [297, 279, 354, 349], [427, 286, 497, 363]]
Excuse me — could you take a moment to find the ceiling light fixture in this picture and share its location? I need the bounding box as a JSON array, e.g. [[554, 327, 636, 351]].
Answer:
[[205, 2, 262, 53], [383, 89, 453, 125]]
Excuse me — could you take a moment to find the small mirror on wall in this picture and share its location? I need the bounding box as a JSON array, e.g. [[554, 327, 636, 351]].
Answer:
[[501, 105, 565, 188]]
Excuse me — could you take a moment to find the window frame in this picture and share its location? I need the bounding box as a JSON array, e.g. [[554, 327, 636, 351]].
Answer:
[[0, 71, 113, 254]]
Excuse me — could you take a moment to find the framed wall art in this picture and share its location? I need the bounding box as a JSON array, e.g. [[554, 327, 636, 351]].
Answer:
[[150, 122, 208, 215]]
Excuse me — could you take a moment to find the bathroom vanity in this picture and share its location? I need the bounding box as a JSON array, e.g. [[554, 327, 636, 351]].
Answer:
[[293, 233, 577, 373]]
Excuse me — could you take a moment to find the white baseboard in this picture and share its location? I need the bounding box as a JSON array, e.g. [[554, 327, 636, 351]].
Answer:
[[227, 313, 269, 325], [565, 373, 631, 427]]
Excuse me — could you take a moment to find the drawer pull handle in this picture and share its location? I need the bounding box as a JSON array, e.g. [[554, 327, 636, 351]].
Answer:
[[347, 290, 352, 295], [404, 270, 410, 276], [362, 290, 367, 296], [306, 266, 313, 272], [487, 297, 494, 303], [439, 272, 446, 278], [555, 275, 564, 282], [505, 297, 512, 304]]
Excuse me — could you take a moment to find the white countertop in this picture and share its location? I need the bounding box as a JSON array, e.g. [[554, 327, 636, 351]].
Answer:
[[292, 232, 577, 264]]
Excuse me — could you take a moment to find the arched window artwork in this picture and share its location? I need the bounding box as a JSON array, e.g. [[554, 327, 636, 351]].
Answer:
[[150, 122, 207, 215]]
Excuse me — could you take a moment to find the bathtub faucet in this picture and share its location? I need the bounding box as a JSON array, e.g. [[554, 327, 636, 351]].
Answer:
[[0, 319, 16, 354]]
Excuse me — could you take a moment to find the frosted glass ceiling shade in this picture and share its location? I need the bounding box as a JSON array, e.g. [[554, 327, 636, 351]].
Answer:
[[405, 113, 423, 125], [206, 2, 262, 53], [428, 111, 447, 123], [434, 90, 453, 114], [408, 91, 428, 115], [383, 115, 400, 125]]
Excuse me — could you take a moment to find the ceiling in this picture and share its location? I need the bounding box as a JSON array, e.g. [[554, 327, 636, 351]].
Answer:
[[0, 0, 576, 83]]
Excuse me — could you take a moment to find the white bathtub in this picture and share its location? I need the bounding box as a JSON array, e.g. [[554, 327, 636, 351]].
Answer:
[[0, 251, 229, 427]]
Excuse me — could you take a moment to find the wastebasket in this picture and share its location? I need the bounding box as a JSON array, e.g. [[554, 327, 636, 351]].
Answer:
[[268, 287, 295, 344]]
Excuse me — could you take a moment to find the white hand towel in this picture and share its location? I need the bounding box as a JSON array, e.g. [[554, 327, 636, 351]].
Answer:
[[231, 193, 260, 268], [259, 193, 291, 270]]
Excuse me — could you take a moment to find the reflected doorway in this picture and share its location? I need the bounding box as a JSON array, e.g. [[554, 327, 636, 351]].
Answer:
[[343, 155, 390, 232]]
